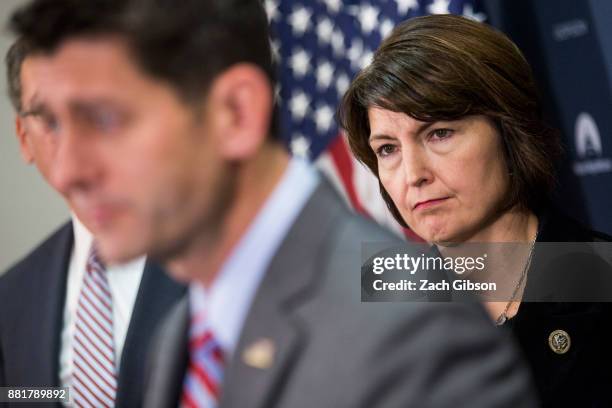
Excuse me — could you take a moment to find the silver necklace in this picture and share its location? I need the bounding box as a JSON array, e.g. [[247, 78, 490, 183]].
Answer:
[[494, 230, 538, 326]]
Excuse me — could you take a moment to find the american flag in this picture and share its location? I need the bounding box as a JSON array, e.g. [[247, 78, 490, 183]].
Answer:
[[267, 0, 487, 239]]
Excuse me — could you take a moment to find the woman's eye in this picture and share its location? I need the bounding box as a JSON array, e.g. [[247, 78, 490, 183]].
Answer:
[[375, 144, 397, 157], [430, 128, 453, 140]]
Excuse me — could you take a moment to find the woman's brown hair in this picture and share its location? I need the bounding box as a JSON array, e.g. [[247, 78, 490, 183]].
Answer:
[[338, 14, 561, 228]]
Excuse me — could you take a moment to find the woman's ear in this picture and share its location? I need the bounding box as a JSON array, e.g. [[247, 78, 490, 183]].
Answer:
[[204, 63, 273, 161]]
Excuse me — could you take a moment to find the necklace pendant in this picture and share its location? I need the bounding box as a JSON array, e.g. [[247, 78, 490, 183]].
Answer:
[[495, 313, 508, 326]]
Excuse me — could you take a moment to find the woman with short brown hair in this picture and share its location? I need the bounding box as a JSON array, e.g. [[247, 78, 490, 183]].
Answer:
[[339, 14, 612, 407]]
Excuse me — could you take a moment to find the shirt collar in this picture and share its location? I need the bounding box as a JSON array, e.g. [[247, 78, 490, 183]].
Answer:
[[71, 214, 94, 252], [189, 157, 319, 356]]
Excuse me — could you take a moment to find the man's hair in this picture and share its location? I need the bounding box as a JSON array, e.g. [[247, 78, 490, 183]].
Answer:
[[6, 0, 278, 137], [337, 14, 562, 228]]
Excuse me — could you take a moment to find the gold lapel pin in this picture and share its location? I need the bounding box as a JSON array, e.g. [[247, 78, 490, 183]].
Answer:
[[242, 337, 275, 369], [548, 329, 571, 354]]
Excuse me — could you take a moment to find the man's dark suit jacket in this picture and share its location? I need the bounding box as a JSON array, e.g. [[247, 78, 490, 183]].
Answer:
[[0, 222, 186, 407], [144, 180, 538, 408]]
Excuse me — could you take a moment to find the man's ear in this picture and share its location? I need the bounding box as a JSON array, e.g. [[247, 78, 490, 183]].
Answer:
[[15, 115, 34, 164], [205, 63, 273, 160]]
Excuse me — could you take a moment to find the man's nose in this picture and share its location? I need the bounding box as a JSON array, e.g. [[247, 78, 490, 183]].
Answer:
[[50, 125, 100, 195]]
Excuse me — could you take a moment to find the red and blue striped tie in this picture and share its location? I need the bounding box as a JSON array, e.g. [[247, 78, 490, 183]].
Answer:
[[72, 246, 118, 407], [181, 311, 225, 408]]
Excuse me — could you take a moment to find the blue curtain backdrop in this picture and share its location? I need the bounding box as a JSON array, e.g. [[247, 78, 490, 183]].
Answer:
[[487, 0, 612, 234]]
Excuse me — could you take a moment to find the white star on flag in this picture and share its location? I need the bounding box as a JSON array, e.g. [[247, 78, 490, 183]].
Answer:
[[357, 5, 380, 34], [336, 73, 350, 97], [321, 0, 341, 14], [316, 61, 335, 89], [380, 19, 395, 39], [463, 4, 487, 22], [330, 29, 345, 57], [290, 134, 311, 158], [264, 0, 279, 22], [270, 38, 281, 63], [289, 91, 310, 121], [396, 0, 419, 15], [314, 105, 334, 132], [428, 0, 451, 14], [274, 84, 282, 106], [316, 18, 334, 44], [289, 6, 312, 37], [360, 50, 374, 69], [289, 48, 311, 78], [347, 38, 364, 70]]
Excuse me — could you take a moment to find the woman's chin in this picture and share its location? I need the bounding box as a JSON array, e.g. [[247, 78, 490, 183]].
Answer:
[[431, 231, 478, 247], [416, 224, 457, 245]]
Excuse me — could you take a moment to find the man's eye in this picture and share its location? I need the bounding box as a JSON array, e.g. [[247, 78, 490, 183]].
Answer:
[[37, 113, 60, 134], [375, 144, 397, 157], [92, 111, 122, 130], [20, 109, 60, 135], [430, 128, 453, 140]]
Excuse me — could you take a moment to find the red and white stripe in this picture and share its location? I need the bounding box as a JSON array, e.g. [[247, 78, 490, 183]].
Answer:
[[181, 312, 225, 408], [72, 247, 117, 408]]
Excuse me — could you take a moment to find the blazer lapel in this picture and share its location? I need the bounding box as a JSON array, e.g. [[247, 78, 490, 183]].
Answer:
[[24, 223, 73, 391], [220, 180, 345, 408], [143, 297, 190, 408], [115, 261, 186, 408]]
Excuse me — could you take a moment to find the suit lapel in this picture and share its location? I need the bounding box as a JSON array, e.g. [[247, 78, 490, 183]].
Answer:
[[144, 297, 190, 408], [25, 223, 73, 391], [220, 180, 345, 408], [115, 261, 186, 407]]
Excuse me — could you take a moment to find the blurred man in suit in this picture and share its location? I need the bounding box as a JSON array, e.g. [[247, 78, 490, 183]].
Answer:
[[4, 0, 538, 407], [0, 8, 185, 407]]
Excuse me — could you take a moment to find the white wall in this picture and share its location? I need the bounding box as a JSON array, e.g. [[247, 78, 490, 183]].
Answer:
[[0, 0, 69, 272]]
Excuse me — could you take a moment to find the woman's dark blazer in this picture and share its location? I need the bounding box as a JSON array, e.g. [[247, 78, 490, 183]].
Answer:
[[506, 208, 612, 408]]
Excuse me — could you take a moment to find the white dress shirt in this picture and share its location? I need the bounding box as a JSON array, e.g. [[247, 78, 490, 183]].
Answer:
[[59, 215, 145, 396], [189, 158, 320, 358]]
